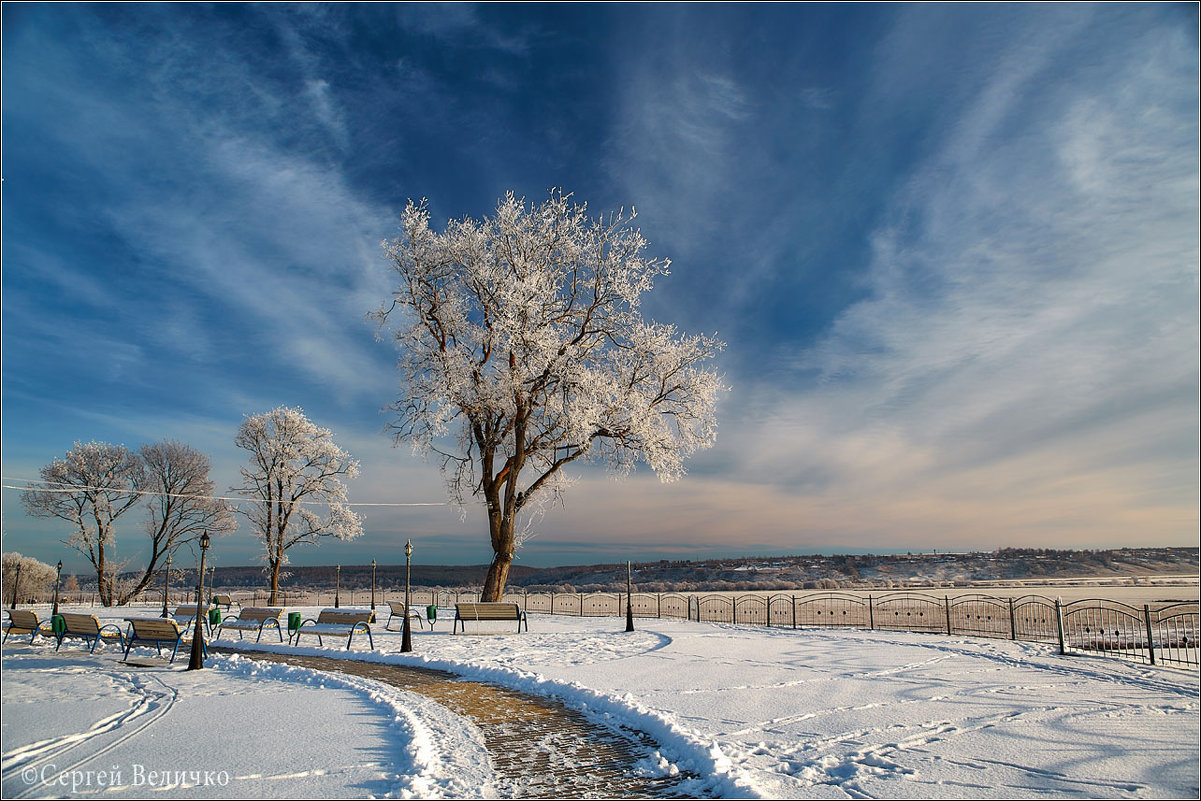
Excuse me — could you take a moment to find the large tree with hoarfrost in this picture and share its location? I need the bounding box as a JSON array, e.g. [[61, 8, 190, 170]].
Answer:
[[233, 407, 363, 604], [374, 191, 724, 600]]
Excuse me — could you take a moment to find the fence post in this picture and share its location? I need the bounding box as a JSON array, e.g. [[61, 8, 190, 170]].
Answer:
[[944, 596, 952, 635], [868, 594, 874, 630], [1143, 604, 1157, 666], [657, 593, 662, 619], [1054, 598, 1066, 655], [766, 595, 771, 628], [1008, 597, 1016, 640], [732, 596, 737, 626], [792, 595, 797, 629], [523, 588, 528, 613]]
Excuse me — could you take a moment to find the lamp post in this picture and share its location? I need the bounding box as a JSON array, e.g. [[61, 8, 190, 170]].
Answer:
[[52, 561, 63, 618], [160, 555, 172, 617], [370, 559, 377, 612], [187, 532, 210, 671], [208, 565, 216, 605], [401, 540, 413, 653], [334, 564, 341, 608], [626, 560, 635, 632], [10, 564, 21, 609]]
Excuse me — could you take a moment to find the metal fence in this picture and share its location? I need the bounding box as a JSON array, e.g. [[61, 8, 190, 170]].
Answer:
[[482, 589, 1196, 670], [99, 585, 1199, 670]]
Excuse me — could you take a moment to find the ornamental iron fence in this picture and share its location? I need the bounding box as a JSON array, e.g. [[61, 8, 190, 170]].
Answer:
[[121, 585, 1197, 670]]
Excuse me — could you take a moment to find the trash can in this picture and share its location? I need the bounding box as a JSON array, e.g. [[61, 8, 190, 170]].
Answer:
[[426, 605, 438, 622], [208, 608, 221, 626], [51, 614, 66, 636], [288, 612, 302, 632]]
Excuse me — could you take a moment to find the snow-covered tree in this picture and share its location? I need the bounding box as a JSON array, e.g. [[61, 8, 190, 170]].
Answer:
[[19, 440, 237, 606], [374, 191, 725, 600], [121, 441, 237, 603], [233, 407, 364, 604], [2, 552, 57, 605], [21, 441, 144, 605]]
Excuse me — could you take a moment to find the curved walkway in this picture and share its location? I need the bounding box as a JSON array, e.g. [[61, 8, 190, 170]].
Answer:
[[220, 649, 703, 798]]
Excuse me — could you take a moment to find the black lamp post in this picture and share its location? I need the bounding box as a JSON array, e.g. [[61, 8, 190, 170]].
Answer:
[[334, 564, 341, 608], [187, 532, 210, 671], [52, 561, 63, 618], [370, 559, 377, 612], [160, 554, 172, 618], [626, 560, 635, 632], [10, 564, 21, 609], [401, 540, 413, 653]]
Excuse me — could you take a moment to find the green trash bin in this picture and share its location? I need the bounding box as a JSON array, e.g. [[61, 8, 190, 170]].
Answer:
[[426, 605, 438, 623], [51, 614, 66, 636], [208, 608, 221, 626], [288, 612, 302, 632]]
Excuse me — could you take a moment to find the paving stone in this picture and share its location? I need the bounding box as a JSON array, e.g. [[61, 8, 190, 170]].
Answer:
[[221, 649, 705, 799]]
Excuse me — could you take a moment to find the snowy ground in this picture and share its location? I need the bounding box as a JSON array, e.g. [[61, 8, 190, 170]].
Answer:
[[2, 607, 1197, 799]]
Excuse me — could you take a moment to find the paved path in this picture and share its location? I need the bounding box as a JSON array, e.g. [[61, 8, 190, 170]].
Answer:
[[221, 649, 703, 798]]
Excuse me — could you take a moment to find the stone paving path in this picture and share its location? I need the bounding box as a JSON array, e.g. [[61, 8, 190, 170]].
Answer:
[[221, 649, 704, 799]]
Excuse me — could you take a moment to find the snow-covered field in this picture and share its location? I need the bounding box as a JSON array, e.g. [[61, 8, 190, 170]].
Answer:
[[3, 607, 1197, 799]]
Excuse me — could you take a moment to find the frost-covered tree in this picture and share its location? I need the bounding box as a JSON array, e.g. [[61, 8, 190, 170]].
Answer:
[[374, 191, 724, 600], [233, 407, 364, 604], [121, 441, 237, 603], [21, 441, 144, 605], [20, 440, 236, 606], [2, 552, 57, 605]]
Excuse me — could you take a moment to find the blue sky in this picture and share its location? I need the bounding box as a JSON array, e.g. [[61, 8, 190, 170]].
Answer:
[[2, 3, 1197, 573]]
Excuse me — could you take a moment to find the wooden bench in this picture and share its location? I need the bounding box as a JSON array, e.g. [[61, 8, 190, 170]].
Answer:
[[217, 607, 285, 642], [385, 600, 431, 631], [55, 613, 126, 653], [3, 609, 54, 644], [211, 594, 238, 612], [123, 617, 203, 663], [453, 602, 527, 634], [172, 604, 212, 634], [292, 608, 374, 649]]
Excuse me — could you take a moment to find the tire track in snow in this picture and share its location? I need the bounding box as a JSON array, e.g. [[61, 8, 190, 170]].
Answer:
[[3, 672, 178, 800]]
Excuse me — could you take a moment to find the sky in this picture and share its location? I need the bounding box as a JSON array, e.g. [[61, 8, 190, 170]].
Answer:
[[2, 3, 1198, 574]]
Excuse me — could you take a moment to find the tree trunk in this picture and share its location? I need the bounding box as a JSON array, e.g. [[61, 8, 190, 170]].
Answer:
[[96, 543, 114, 607], [481, 511, 516, 601], [269, 558, 281, 605], [482, 552, 512, 601]]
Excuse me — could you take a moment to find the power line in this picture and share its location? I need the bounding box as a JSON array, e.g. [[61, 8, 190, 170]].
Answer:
[[1, 476, 447, 508]]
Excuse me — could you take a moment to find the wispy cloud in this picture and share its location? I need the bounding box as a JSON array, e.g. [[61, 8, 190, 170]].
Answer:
[[710, 8, 1199, 549]]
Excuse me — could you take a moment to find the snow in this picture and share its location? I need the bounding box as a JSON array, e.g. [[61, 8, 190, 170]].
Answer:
[[3, 607, 1197, 799]]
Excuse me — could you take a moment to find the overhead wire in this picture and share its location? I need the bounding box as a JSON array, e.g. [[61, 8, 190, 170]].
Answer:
[[0, 476, 447, 508]]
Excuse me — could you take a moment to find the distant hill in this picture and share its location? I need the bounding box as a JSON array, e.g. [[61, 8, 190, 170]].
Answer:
[[144, 546, 1197, 593]]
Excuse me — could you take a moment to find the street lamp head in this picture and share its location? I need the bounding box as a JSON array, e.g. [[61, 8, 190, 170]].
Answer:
[[372, 558, 376, 568], [199, 532, 211, 551], [405, 540, 413, 558], [57, 561, 63, 572]]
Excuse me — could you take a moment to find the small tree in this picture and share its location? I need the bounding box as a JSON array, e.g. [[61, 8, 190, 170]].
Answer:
[[374, 191, 724, 600], [233, 407, 364, 604], [21, 441, 144, 605]]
